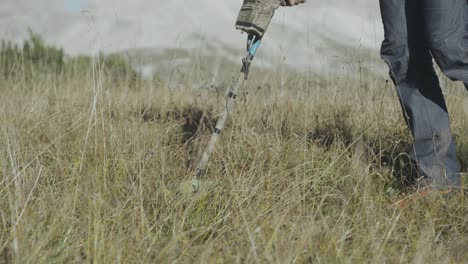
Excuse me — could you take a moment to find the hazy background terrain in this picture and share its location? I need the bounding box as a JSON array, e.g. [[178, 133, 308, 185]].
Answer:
[[0, 0, 384, 76]]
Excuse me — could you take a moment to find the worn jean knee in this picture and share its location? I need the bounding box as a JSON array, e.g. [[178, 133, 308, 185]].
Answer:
[[381, 41, 409, 84], [428, 37, 468, 83], [379, 0, 410, 84], [424, 0, 468, 84]]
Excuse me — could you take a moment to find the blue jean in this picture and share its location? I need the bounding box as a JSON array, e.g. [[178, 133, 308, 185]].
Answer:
[[379, 0, 468, 188]]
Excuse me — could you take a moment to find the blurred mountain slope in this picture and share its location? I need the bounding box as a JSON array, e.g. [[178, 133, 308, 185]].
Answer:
[[0, 0, 384, 75]]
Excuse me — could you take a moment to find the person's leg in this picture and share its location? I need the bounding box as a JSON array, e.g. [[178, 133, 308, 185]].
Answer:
[[379, 0, 461, 188], [423, 0, 468, 90]]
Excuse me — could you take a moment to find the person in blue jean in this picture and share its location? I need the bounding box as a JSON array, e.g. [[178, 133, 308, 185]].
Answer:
[[379, 0, 466, 190], [286, 0, 465, 190]]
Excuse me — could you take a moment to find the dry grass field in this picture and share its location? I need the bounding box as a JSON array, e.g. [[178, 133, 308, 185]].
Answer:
[[0, 41, 468, 263]]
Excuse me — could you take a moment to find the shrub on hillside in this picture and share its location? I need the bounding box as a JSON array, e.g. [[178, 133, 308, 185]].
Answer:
[[1, 30, 140, 85], [0, 30, 64, 79]]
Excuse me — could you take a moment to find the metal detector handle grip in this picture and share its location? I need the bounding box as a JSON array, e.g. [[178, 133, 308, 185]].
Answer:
[[241, 34, 262, 79]]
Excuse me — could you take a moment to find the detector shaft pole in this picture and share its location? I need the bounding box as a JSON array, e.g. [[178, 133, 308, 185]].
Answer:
[[192, 35, 261, 191]]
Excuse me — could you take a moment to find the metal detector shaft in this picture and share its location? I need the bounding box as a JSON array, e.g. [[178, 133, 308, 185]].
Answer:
[[192, 35, 261, 191]]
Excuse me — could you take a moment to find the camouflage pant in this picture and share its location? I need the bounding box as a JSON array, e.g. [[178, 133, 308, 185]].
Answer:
[[379, 0, 468, 188]]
